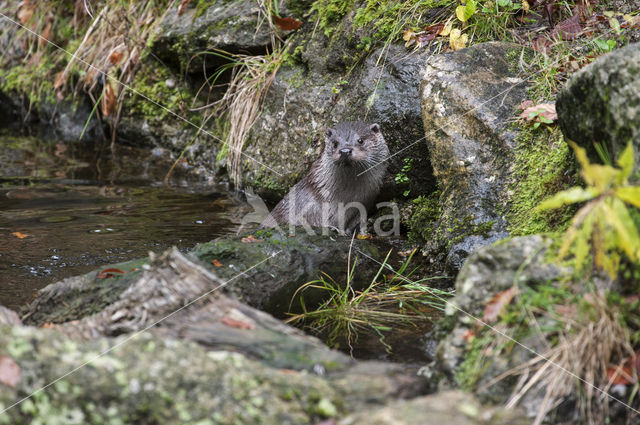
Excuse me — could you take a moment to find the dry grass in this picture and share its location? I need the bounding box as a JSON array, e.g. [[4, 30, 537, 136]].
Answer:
[[213, 52, 281, 188], [7, 0, 172, 145], [489, 292, 636, 425]]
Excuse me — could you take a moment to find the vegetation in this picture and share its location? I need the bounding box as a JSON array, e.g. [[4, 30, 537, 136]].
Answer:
[[286, 248, 450, 354]]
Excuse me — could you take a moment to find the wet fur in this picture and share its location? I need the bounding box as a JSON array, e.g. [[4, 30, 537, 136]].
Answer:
[[262, 122, 389, 232]]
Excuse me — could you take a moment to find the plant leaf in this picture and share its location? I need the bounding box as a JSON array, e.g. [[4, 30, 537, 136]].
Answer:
[[616, 142, 634, 182], [616, 186, 640, 208], [536, 186, 597, 211], [483, 287, 516, 323], [601, 198, 640, 261], [449, 29, 468, 50]]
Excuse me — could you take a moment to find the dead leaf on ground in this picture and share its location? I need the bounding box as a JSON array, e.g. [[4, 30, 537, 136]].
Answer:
[[12, 232, 28, 239], [449, 29, 468, 51], [108, 49, 125, 65], [0, 355, 21, 388], [241, 235, 264, 243], [101, 81, 117, 116], [519, 102, 558, 123], [96, 268, 126, 279], [17, 1, 35, 25], [483, 287, 516, 323], [221, 316, 255, 330], [606, 351, 640, 385], [273, 15, 303, 31], [40, 17, 53, 47], [177, 0, 191, 15], [212, 259, 223, 267], [552, 14, 583, 40]]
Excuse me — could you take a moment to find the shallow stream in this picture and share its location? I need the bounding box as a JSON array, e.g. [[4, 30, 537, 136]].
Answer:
[[0, 135, 243, 310]]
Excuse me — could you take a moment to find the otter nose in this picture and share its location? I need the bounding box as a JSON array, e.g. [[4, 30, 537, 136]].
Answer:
[[339, 148, 352, 157]]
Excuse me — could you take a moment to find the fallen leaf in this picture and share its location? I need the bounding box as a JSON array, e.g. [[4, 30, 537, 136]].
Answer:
[[520, 99, 534, 110], [449, 28, 468, 50], [241, 235, 264, 243], [212, 259, 223, 267], [101, 81, 117, 116], [519, 102, 557, 123], [108, 49, 125, 65], [40, 17, 53, 47], [552, 14, 583, 40], [96, 268, 126, 279], [606, 351, 640, 385], [177, 0, 191, 15], [483, 287, 516, 323], [221, 316, 255, 330], [0, 356, 20, 388], [531, 35, 552, 52], [402, 29, 415, 42], [461, 328, 475, 342], [273, 15, 303, 31], [12, 232, 28, 239], [356, 233, 372, 240], [17, 1, 35, 25], [441, 19, 453, 36]]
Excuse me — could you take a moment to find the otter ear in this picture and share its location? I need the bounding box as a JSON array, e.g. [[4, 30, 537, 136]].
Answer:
[[325, 128, 334, 138], [370, 123, 381, 133]]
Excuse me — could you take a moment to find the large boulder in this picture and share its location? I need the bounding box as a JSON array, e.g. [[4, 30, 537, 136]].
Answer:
[[419, 42, 529, 271], [241, 43, 435, 201], [556, 42, 640, 177]]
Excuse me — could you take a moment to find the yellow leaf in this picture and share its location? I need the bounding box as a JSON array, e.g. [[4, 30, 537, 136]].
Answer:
[[536, 186, 597, 211], [402, 29, 415, 42], [568, 141, 594, 185], [616, 142, 634, 182], [601, 199, 640, 261], [449, 29, 468, 50], [616, 186, 640, 208], [456, 5, 468, 22], [441, 19, 453, 36], [583, 164, 619, 191]]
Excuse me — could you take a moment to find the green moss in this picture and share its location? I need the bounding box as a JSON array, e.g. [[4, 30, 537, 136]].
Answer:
[[506, 126, 577, 236], [455, 332, 494, 390], [310, 0, 356, 37], [407, 191, 441, 243], [124, 65, 185, 122], [254, 171, 289, 196]]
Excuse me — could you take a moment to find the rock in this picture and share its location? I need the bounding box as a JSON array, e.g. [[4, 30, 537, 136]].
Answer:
[[420, 42, 530, 271], [556, 42, 640, 177], [434, 235, 567, 399], [21, 230, 383, 325], [243, 44, 435, 201], [1, 240, 430, 424], [151, 0, 306, 69], [0, 324, 423, 425], [0, 306, 22, 326], [339, 391, 530, 425]]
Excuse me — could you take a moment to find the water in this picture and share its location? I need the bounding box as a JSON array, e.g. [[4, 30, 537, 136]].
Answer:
[[0, 135, 243, 310]]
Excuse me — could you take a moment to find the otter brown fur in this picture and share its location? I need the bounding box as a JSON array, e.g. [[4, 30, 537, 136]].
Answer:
[[261, 122, 389, 232]]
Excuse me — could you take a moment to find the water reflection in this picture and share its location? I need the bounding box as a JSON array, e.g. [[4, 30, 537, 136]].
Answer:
[[0, 135, 242, 309]]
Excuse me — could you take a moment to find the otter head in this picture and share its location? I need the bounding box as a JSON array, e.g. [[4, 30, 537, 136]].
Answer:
[[324, 122, 383, 167]]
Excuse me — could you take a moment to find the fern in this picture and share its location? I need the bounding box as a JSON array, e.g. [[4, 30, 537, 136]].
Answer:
[[537, 142, 640, 278]]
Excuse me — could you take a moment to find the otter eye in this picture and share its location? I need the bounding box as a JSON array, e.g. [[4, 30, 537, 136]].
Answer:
[[333, 141, 338, 149], [357, 138, 363, 144]]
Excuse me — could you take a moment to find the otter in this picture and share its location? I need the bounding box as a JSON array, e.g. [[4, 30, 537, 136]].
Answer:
[[261, 121, 389, 232]]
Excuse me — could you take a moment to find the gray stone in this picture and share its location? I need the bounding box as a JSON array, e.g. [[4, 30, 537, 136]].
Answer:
[[434, 235, 567, 400], [339, 391, 531, 425], [420, 42, 530, 271], [556, 42, 640, 177], [243, 44, 435, 201]]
